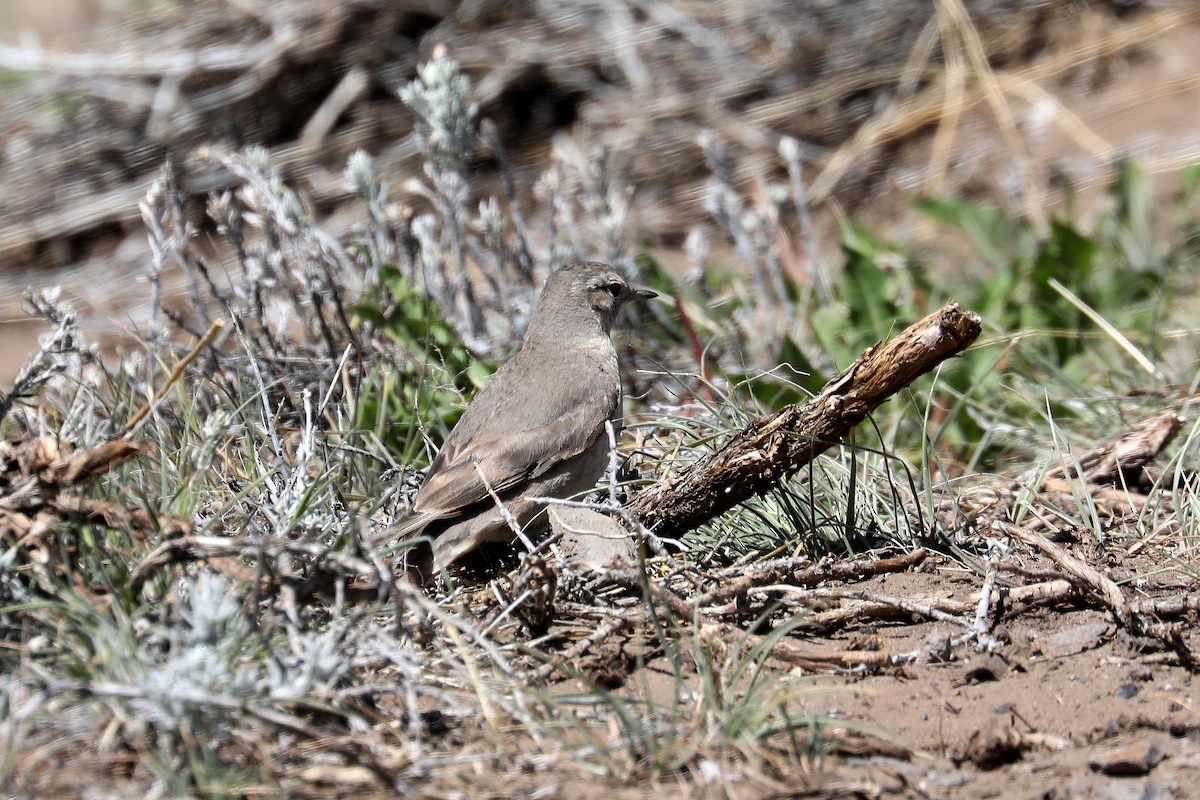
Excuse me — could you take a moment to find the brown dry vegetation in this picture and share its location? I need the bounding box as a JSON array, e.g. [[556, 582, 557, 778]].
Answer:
[[4, 2, 1200, 799]]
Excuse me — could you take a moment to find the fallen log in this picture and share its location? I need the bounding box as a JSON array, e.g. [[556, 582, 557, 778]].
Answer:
[[628, 302, 982, 537]]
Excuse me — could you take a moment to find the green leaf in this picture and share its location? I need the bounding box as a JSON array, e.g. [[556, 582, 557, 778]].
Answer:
[[915, 196, 1031, 268], [839, 222, 899, 342], [351, 265, 495, 461]]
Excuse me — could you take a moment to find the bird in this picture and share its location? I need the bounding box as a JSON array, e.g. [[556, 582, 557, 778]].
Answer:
[[384, 261, 657, 583]]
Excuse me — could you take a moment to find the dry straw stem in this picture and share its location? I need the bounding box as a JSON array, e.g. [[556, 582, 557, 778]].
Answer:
[[121, 318, 225, 437], [629, 302, 982, 538], [807, 6, 1197, 209], [919, 0, 1040, 220], [935, 0, 1038, 216]]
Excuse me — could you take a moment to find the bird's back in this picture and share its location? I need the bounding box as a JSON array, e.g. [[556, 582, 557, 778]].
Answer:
[[408, 329, 620, 520]]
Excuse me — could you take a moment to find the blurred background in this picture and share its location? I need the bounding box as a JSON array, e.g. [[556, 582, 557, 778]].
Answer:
[[2, 0, 1199, 381]]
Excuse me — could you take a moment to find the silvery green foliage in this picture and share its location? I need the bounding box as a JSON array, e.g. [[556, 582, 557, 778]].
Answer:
[[399, 50, 477, 174], [345, 149, 388, 218], [83, 571, 348, 739], [698, 129, 805, 364], [411, 212, 446, 297], [83, 574, 258, 732], [0, 541, 30, 631], [228, 145, 308, 239], [472, 196, 504, 244], [268, 626, 350, 699], [398, 52, 489, 345], [344, 149, 395, 276], [139, 176, 170, 332], [272, 391, 337, 532], [194, 410, 232, 476], [779, 135, 826, 299], [381, 51, 651, 353], [6, 45, 779, 791], [146, 146, 362, 365], [0, 289, 93, 430]]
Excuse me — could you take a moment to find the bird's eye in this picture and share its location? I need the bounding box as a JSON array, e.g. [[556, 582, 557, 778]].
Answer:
[[604, 281, 624, 296]]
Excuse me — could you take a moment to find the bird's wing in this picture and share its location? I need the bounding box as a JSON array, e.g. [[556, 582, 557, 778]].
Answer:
[[407, 379, 618, 521]]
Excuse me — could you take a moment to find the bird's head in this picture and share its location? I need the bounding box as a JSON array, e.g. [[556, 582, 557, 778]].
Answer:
[[530, 262, 657, 338]]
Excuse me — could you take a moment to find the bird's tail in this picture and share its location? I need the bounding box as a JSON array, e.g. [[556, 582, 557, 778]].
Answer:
[[374, 511, 442, 586], [374, 510, 429, 545]]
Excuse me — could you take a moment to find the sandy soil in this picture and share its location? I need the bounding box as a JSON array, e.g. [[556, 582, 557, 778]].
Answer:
[[549, 537, 1200, 799], [795, 567, 1200, 798]]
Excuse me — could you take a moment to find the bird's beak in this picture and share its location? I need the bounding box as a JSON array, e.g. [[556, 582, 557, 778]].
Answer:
[[632, 286, 658, 300]]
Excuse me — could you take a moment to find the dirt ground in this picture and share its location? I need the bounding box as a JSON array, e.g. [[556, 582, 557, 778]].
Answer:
[[791, 567, 1200, 798], [526, 535, 1200, 799]]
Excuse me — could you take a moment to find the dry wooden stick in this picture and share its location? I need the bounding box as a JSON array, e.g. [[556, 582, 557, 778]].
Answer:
[[129, 533, 381, 599], [1131, 594, 1200, 618], [997, 521, 1132, 628], [1042, 411, 1184, 488], [629, 303, 982, 537], [697, 548, 927, 608], [699, 622, 917, 672], [1000, 520, 1194, 664], [797, 579, 1077, 632]]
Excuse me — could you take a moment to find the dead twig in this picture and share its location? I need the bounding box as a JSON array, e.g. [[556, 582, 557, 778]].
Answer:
[[697, 548, 926, 607], [998, 521, 1131, 627], [699, 622, 917, 672], [630, 303, 981, 537], [1041, 411, 1184, 488], [128, 533, 382, 601], [997, 521, 1193, 666], [796, 578, 1077, 632]]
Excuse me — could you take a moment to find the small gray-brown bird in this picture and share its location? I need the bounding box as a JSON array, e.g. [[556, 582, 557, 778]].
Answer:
[[386, 262, 656, 582]]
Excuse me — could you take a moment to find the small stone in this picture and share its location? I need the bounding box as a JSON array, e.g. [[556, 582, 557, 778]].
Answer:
[[1045, 621, 1112, 658], [1115, 682, 1138, 699], [962, 653, 1009, 683], [1088, 739, 1165, 776], [550, 506, 635, 568]]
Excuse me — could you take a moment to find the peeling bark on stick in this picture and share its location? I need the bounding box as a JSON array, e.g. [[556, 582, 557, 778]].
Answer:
[[1042, 410, 1184, 487], [628, 302, 982, 538]]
